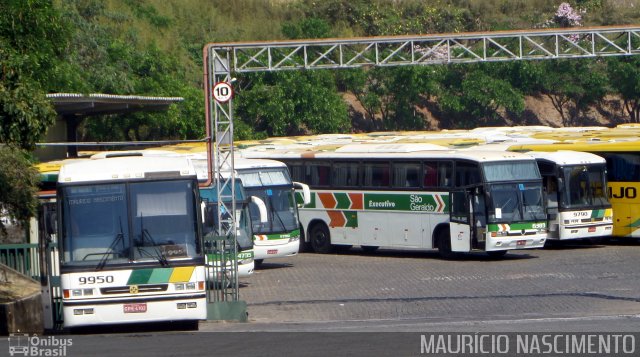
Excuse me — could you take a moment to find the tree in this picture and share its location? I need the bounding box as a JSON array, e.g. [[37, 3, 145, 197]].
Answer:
[[236, 71, 349, 137], [437, 64, 524, 128], [0, 0, 69, 237], [338, 66, 440, 130], [538, 59, 608, 126], [607, 57, 640, 123]]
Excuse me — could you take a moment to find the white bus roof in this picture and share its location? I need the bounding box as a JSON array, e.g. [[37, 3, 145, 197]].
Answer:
[[58, 155, 196, 183], [241, 146, 536, 164], [525, 150, 606, 165]]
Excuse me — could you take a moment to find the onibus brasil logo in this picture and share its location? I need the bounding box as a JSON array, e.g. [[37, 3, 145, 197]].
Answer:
[[8, 334, 72, 356]]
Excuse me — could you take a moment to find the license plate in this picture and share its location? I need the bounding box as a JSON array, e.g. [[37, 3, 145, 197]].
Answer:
[[588, 227, 596, 233], [516, 240, 526, 247], [267, 249, 278, 255], [123, 303, 147, 313]]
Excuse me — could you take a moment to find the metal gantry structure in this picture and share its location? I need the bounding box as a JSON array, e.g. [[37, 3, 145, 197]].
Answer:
[[203, 25, 640, 300]]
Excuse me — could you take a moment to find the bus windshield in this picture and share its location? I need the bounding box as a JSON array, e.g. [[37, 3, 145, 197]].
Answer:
[[487, 182, 546, 223], [482, 161, 541, 182], [61, 180, 200, 266], [560, 164, 609, 208], [246, 186, 299, 234]]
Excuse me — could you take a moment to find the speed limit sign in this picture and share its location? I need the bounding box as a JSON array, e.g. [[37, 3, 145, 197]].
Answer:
[[212, 81, 233, 103]]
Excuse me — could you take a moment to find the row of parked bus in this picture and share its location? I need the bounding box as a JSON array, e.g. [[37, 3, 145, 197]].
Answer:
[[32, 123, 639, 328]]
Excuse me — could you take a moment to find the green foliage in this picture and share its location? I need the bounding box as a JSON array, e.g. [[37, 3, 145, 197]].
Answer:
[[236, 71, 349, 137], [607, 57, 640, 122], [0, 0, 70, 234], [437, 64, 524, 127], [0, 147, 40, 236], [339, 66, 441, 130], [538, 59, 609, 126]]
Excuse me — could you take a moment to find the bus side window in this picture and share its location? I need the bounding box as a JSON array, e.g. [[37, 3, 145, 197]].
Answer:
[[455, 162, 480, 187], [423, 162, 437, 187], [363, 162, 390, 187], [438, 162, 453, 188], [308, 162, 331, 187], [333, 161, 360, 187], [287, 161, 305, 182], [393, 162, 420, 188]]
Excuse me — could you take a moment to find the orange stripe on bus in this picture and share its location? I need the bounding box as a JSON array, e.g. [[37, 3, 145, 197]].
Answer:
[[318, 193, 337, 209], [348, 193, 363, 209], [327, 211, 346, 227]]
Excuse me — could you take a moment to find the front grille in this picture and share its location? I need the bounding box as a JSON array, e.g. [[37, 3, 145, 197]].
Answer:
[[100, 284, 168, 295]]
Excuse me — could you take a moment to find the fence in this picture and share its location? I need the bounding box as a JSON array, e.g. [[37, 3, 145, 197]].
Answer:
[[0, 243, 40, 280]]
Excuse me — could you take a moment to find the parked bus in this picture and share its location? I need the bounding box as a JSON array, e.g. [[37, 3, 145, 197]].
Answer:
[[517, 150, 612, 240], [52, 153, 207, 327], [200, 178, 267, 279], [188, 154, 310, 266], [241, 144, 548, 257], [510, 141, 640, 238]]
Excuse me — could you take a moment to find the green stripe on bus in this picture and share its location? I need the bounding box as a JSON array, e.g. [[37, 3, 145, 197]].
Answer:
[[591, 209, 604, 218], [344, 211, 358, 228], [364, 193, 447, 213], [488, 222, 546, 231], [335, 193, 351, 209], [148, 268, 173, 284], [127, 269, 154, 285], [628, 219, 640, 228], [257, 229, 301, 240]]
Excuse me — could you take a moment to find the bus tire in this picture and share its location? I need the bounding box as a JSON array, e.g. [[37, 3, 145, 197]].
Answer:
[[254, 259, 264, 268], [361, 245, 379, 253], [437, 228, 455, 259], [487, 250, 508, 258], [309, 223, 333, 254]]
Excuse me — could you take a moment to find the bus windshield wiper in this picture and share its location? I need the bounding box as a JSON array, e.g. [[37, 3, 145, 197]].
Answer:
[[268, 197, 288, 232], [139, 214, 169, 266], [96, 217, 125, 271]]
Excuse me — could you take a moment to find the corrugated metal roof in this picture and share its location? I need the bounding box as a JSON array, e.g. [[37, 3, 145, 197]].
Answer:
[[46, 93, 183, 116]]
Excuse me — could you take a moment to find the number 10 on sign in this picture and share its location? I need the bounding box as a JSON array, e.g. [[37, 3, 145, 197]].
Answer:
[[212, 82, 233, 103]]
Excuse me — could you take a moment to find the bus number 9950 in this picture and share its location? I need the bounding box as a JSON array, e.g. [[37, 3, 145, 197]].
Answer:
[[79, 275, 114, 284]]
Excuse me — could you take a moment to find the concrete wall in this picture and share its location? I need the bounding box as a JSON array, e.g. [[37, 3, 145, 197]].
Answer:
[[0, 265, 43, 335]]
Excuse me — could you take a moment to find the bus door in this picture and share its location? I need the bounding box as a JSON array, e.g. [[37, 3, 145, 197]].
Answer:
[[39, 201, 63, 330], [449, 190, 471, 252], [470, 186, 487, 248]]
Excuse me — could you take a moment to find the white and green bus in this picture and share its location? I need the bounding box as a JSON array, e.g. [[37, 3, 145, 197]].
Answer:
[[199, 178, 267, 279], [190, 155, 310, 267], [242, 144, 548, 258], [521, 150, 613, 241], [54, 154, 207, 327]]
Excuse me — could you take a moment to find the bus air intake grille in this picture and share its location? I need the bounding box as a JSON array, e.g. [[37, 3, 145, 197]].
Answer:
[[100, 284, 168, 294]]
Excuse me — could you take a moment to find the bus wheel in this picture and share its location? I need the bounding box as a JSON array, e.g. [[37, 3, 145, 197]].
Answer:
[[361, 245, 379, 253], [310, 224, 333, 254], [437, 228, 455, 259], [254, 259, 264, 268], [487, 250, 508, 258]]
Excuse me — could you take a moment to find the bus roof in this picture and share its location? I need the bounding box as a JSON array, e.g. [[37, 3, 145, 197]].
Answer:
[[525, 150, 606, 165], [240, 145, 536, 163], [58, 155, 196, 183], [509, 140, 640, 153]]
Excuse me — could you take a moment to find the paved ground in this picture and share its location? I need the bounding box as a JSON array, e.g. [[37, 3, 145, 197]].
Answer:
[[205, 239, 640, 328]]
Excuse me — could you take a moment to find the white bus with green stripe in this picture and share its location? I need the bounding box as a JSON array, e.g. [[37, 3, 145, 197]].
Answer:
[[55, 154, 206, 327], [515, 150, 613, 241], [190, 155, 310, 267], [242, 144, 547, 257]]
